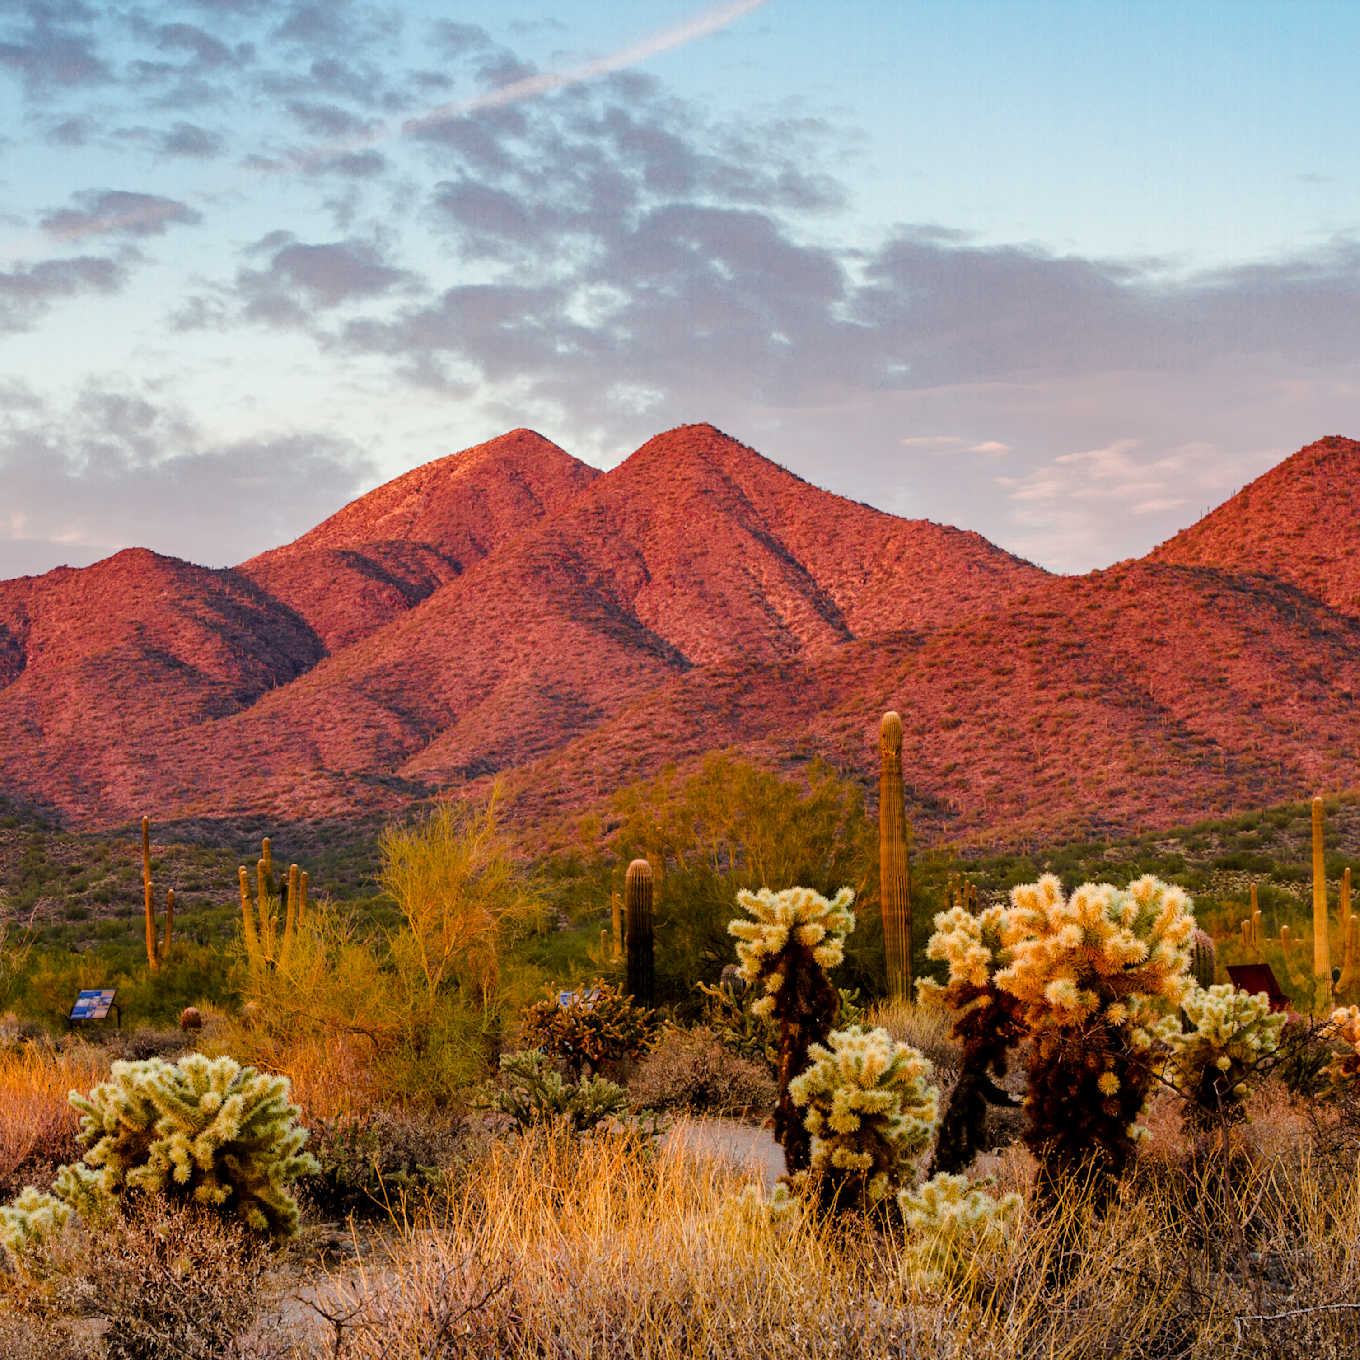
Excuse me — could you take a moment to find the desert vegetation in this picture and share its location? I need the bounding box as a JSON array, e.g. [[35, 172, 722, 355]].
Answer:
[[4, 757, 1360, 1356]]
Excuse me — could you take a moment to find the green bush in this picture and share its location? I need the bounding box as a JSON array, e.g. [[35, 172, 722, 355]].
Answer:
[[519, 981, 659, 1077], [480, 1050, 628, 1133]]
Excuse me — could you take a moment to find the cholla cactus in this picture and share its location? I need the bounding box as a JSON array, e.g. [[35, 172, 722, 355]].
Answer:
[[918, 904, 1025, 1176], [0, 1054, 318, 1248], [997, 875, 1196, 1207], [729, 886, 855, 1176], [997, 875, 1195, 1028], [788, 1025, 938, 1209], [1150, 984, 1284, 1130], [1324, 1004, 1360, 1089], [0, 1186, 73, 1255], [898, 1172, 1023, 1290], [481, 1049, 629, 1133]]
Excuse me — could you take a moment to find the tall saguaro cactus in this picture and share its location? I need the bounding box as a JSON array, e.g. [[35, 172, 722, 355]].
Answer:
[[239, 838, 308, 978], [624, 858, 655, 1008], [879, 711, 912, 1000], [1313, 796, 1331, 991], [141, 817, 174, 971]]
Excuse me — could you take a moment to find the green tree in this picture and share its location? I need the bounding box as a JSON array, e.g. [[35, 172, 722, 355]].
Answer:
[[607, 754, 881, 1003]]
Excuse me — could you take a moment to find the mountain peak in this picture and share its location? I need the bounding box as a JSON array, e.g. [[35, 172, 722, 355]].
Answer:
[[1150, 434, 1360, 614]]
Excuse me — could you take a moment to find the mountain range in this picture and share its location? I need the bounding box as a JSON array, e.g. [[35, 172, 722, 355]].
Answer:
[[1, 424, 1357, 847]]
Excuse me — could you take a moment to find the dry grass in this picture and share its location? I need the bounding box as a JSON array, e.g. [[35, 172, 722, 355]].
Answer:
[[277, 1117, 1360, 1360], [0, 1042, 108, 1198]]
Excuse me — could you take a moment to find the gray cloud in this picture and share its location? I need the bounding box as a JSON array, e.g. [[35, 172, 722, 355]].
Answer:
[[40, 188, 202, 240], [0, 384, 378, 579], [0, 254, 123, 331], [230, 234, 416, 326], [0, 4, 109, 97]]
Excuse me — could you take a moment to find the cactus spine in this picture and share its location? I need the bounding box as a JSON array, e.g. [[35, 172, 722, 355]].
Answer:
[[624, 858, 655, 1008], [140, 817, 174, 971], [1313, 796, 1331, 989], [879, 711, 912, 1000], [1189, 928, 1216, 990]]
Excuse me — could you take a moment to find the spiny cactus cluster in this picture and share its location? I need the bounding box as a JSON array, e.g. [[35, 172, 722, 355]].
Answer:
[[922, 874, 1196, 1207], [519, 981, 659, 1078], [0, 1054, 317, 1252], [788, 1025, 938, 1209], [730, 886, 855, 1174], [1150, 983, 1285, 1130], [897, 1171, 1023, 1289], [481, 1049, 628, 1133], [917, 903, 1024, 1176], [1324, 1004, 1360, 1089]]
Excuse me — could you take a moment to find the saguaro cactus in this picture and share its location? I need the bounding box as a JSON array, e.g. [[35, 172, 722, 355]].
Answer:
[[879, 711, 912, 1000], [1313, 796, 1332, 992], [1189, 927, 1217, 990], [140, 817, 174, 971], [239, 838, 308, 977], [624, 858, 654, 1008]]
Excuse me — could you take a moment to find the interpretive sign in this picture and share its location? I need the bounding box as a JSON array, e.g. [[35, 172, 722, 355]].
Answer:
[[69, 988, 118, 1022]]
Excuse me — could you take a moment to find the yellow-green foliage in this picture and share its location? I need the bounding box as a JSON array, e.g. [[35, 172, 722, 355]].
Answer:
[[0, 1054, 318, 1247], [788, 1025, 937, 1208], [897, 1171, 1023, 1289], [730, 885, 855, 1020], [380, 792, 539, 1006], [1150, 983, 1284, 1128]]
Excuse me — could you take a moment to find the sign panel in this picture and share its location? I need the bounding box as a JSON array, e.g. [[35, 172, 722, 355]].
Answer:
[[70, 988, 117, 1020]]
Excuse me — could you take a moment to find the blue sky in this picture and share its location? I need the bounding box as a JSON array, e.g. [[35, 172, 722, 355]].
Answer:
[[1, 0, 1357, 577]]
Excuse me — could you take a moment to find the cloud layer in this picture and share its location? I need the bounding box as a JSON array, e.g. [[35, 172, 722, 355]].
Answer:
[[0, 1, 1356, 577]]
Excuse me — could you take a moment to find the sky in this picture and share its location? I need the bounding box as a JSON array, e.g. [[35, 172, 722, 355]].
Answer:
[[1, 0, 1357, 578]]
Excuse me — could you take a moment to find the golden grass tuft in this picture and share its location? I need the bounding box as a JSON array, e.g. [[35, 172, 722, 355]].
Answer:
[[0, 1042, 108, 1195]]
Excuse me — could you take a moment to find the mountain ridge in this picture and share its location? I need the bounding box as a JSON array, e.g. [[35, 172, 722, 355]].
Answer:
[[0, 425, 1355, 844]]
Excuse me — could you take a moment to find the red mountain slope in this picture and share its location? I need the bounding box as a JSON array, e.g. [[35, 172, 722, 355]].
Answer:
[[3, 424, 1358, 846], [237, 429, 599, 651], [148, 424, 1048, 814], [486, 560, 1360, 845], [1151, 435, 1360, 616], [0, 549, 322, 821]]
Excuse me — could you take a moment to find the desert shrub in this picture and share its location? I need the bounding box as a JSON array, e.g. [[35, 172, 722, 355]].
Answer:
[[627, 1025, 776, 1116], [479, 1049, 628, 1133], [0, 1053, 318, 1251], [1150, 984, 1284, 1132], [694, 977, 777, 1067], [380, 791, 542, 1008], [302, 1108, 466, 1220], [0, 1041, 100, 1203], [518, 982, 659, 1077], [1274, 1014, 1334, 1096], [788, 1025, 938, 1210], [63, 1200, 268, 1360], [608, 756, 884, 1002], [728, 884, 855, 1175]]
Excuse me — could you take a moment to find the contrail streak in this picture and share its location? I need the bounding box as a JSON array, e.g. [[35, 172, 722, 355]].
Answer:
[[403, 0, 771, 134]]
